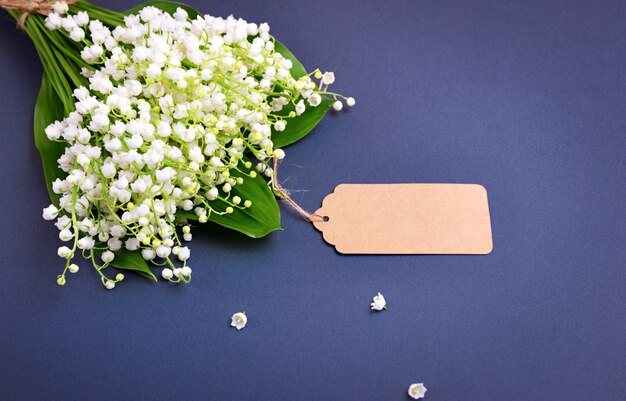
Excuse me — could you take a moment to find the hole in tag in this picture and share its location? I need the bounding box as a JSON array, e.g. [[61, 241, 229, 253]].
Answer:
[[311, 214, 330, 223]]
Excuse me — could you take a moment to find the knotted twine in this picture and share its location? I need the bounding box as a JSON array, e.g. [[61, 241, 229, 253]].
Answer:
[[272, 158, 325, 223], [0, 0, 77, 29]]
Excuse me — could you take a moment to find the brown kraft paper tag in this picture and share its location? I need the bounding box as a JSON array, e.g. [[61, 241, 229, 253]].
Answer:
[[311, 184, 493, 254]]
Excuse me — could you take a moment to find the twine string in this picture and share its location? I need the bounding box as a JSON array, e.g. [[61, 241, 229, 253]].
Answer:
[[272, 158, 325, 223], [0, 0, 77, 29]]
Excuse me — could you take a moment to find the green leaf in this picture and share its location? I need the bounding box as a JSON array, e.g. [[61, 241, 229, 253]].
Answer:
[[177, 156, 281, 238], [273, 39, 307, 79], [108, 248, 157, 282], [123, 1, 200, 18], [271, 96, 334, 148], [34, 75, 67, 205]]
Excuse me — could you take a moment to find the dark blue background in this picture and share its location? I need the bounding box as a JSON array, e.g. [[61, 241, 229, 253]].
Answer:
[[1, 1, 624, 400]]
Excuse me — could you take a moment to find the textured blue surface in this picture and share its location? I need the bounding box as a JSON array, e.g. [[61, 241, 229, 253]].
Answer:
[[0, 1, 625, 400]]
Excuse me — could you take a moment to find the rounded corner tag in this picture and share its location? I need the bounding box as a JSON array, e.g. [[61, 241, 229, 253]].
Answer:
[[311, 183, 492, 255]]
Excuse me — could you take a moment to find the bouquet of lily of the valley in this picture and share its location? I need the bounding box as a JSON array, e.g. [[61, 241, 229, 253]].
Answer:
[[1, 0, 353, 288]]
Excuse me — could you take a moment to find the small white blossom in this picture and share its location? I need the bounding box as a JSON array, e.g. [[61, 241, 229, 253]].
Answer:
[[156, 245, 171, 258], [308, 93, 321, 107], [408, 383, 427, 399], [55, 215, 71, 230], [321, 71, 335, 85], [73, 11, 89, 27], [100, 161, 116, 178], [69, 27, 85, 42], [231, 312, 247, 330], [141, 249, 156, 260], [206, 187, 219, 200], [139, 6, 159, 22], [161, 268, 173, 280], [346, 97, 356, 107], [42, 204, 59, 220], [295, 100, 305, 115], [332, 100, 343, 111], [101, 250, 115, 263], [57, 246, 72, 258], [273, 149, 285, 160], [52, 1, 69, 14], [177, 247, 190, 261], [77, 236, 95, 250], [108, 238, 122, 251], [273, 120, 286, 131], [45, 122, 62, 139], [59, 228, 73, 242], [370, 292, 387, 311], [45, 12, 63, 30], [173, 7, 188, 21], [125, 237, 139, 251]]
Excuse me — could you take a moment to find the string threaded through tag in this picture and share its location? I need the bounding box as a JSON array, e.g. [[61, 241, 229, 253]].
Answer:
[[272, 158, 325, 223]]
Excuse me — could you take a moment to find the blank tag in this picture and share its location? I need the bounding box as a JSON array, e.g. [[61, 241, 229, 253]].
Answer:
[[312, 184, 493, 254]]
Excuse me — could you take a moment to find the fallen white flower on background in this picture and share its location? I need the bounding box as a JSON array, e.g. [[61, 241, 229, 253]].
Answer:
[[370, 292, 387, 311], [408, 383, 427, 399], [231, 312, 247, 331]]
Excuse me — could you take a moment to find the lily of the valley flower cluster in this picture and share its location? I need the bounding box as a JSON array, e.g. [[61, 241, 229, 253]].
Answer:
[[41, 3, 353, 289]]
